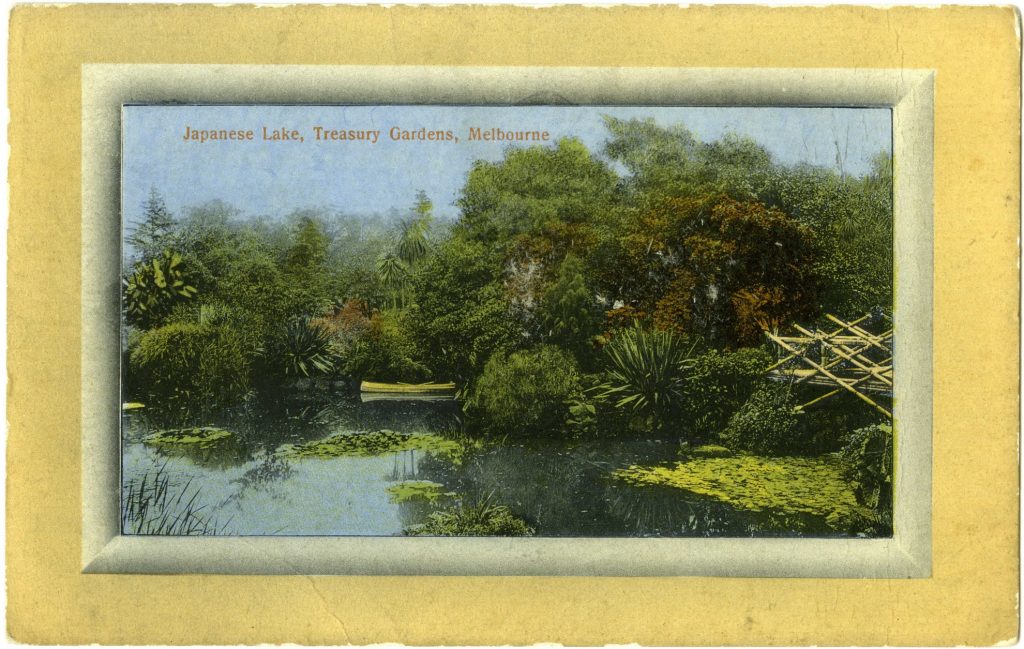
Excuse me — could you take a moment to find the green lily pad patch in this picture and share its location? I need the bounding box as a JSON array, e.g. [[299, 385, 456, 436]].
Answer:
[[689, 444, 733, 458], [613, 455, 872, 526], [277, 429, 462, 460], [143, 427, 234, 449], [386, 480, 456, 504]]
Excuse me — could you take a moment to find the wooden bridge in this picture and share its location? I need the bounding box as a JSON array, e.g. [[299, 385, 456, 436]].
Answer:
[[765, 312, 893, 419]]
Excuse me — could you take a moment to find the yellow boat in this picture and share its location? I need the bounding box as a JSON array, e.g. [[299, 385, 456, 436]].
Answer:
[[359, 381, 456, 394]]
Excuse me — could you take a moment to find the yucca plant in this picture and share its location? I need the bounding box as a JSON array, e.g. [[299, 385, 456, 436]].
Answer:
[[278, 317, 337, 377], [593, 323, 697, 430]]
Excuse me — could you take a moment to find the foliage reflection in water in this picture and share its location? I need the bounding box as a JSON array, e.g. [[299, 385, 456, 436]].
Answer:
[[122, 390, 861, 537]]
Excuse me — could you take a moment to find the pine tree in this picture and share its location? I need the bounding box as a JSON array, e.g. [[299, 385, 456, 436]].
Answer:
[[128, 187, 176, 262], [539, 254, 600, 362]]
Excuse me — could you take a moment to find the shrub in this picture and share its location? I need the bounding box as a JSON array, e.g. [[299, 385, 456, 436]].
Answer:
[[722, 384, 803, 455], [841, 423, 893, 525], [470, 345, 582, 437], [404, 499, 534, 536], [123, 250, 198, 328], [341, 310, 431, 383], [592, 324, 695, 431], [685, 346, 772, 436], [128, 321, 251, 415]]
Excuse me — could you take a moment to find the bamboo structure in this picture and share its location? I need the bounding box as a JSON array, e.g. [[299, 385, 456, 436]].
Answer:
[[765, 312, 893, 419]]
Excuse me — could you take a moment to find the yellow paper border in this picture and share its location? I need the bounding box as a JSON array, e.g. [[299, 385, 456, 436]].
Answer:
[[8, 5, 1020, 645]]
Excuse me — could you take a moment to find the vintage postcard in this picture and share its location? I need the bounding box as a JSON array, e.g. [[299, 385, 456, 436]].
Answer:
[[9, 5, 1018, 645], [120, 103, 896, 539]]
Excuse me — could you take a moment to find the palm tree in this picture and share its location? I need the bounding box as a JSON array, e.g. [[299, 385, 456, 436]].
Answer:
[[397, 218, 429, 266], [376, 251, 408, 309]]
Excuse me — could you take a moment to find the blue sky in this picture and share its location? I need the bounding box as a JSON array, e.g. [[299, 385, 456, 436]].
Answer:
[[122, 105, 891, 226]]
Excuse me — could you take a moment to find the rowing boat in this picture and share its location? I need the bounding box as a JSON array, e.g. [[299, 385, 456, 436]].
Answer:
[[359, 381, 456, 394]]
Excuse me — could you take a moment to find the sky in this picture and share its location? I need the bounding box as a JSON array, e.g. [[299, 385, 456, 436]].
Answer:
[[122, 105, 891, 227]]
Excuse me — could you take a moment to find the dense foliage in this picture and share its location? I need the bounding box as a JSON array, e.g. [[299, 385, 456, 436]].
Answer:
[[722, 384, 804, 455], [841, 423, 893, 528], [128, 321, 250, 415], [470, 345, 582, 437], [124, 116, 893, 534], [592, 325, 695, 431]]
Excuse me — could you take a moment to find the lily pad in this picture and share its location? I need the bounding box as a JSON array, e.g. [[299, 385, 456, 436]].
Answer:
[[386, 480, 456, 504], [689, 444, 733, 458], [613, 455, 873, 530], [277, 429, 463, 460], [143, 427, 234, 449]]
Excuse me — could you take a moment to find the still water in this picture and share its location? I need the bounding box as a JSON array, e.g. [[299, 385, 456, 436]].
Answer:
[[122, 388, 781, 537]]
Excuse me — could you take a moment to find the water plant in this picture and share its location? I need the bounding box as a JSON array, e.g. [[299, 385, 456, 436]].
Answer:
[[143, 426, 235, 449], [403, 496, 534, 536], [613, 455, 875, 533], [386, 480, 455, 504], [122, 465, 228, 535], [277, 429, 462, 460]]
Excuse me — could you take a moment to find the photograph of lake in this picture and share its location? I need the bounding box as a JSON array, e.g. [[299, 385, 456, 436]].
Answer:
[[120, 104, 894, 538]]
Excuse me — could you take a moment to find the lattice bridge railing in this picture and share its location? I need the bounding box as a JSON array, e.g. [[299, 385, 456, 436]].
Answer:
[[765, 311, 892, 419]]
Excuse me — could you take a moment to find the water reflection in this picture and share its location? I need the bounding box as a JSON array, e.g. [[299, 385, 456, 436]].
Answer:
[[122, 390, 845, 537]]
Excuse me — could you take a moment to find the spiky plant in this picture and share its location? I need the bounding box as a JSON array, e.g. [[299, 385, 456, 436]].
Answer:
[[279, 317, 336, 377], [593, 323, 697, 430]]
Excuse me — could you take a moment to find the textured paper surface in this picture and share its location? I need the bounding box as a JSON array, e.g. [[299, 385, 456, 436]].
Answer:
[[8, 5, 1020, 645]]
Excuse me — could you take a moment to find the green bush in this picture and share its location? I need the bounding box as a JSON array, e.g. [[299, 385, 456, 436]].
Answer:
[[470, 345, 582, 437], [123, 250, 198, 328], [686, 346, 772, 436], [341, 310, 431, 382], [404, 500, 534, 536], [841, 423, 893, 526], [271, 316, 337, 378], [722, 383, 803, 455], [128, 321, 251, 415]]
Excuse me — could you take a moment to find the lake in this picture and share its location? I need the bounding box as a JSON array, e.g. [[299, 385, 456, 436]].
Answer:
[[121, 387, 838, 537]]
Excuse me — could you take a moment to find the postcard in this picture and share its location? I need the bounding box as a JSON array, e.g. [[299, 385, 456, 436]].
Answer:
[[120, 103, 896, 539], [9, 5, 1019, 646]]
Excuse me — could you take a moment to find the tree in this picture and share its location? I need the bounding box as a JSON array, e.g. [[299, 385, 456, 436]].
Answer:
[[457, 137, 617, 274], [593, 193, 817, 346], [538, 254, 601, 363], [397, 191, 434, 267], [128, 187, 176, 262], [282, 214, 332, 316], [375, 251, 409, 309], [408, 236, 521, 384], [765, 153, 893, 316]]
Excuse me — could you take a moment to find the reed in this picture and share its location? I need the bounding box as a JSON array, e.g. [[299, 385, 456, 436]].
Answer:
[[121, 464, 229, 535]]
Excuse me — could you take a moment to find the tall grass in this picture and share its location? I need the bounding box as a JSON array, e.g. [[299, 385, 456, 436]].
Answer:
[[121, 464, 229, 535]]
